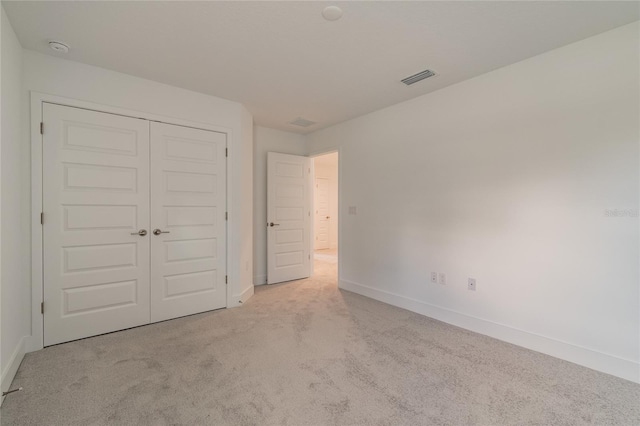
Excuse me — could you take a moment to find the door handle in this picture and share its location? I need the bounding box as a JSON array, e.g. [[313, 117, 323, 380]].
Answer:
[[152, 229, 170, 236], [268, 222, 280, 227], [326, 216, 330, 219], [131, 229, 147, 236]]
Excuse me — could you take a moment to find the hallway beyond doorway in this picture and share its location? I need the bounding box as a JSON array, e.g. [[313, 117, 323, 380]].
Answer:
[[312, 152, 338, 253], [314, 248, 337, 265]]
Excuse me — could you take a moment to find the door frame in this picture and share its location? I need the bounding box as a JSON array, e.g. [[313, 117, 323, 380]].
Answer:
[[29, 92, 232, 352], [314, 177, 330, 250], [309, 149, 341, 280]]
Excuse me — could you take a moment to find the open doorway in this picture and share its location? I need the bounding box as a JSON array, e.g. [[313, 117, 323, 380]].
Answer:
[[312, 152, 338, 279]]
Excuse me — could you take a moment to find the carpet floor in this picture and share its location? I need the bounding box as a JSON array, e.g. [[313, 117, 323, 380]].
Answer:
[[2, 253, 639, 425]]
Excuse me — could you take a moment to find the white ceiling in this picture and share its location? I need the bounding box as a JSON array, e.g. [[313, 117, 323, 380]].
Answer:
[[4, 1, 638, 134]]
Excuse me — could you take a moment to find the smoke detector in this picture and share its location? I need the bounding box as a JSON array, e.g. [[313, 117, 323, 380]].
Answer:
[[401, 69, 436, 85], [48, 41, 70, 53], [322, 6, 343, 21], [289, 117, 316, 128]]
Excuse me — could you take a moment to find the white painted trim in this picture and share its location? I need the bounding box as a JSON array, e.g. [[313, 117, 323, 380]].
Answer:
[[0, 336, 27, 406], [233, 284, 254, 306], [30, 91, 234, 351], [308, 160, 315, 277], [30, 92, 43, 352], [254, 274, 267, 285], [339, 278, 640, 384], [33, 92, 234, 134], [24, 336, 42, 355]]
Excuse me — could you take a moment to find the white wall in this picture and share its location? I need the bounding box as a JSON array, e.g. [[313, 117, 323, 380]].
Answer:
[[0, 6, 4, 402], [21, 51, 254, 349], [313, 154, 338, 250], [253, 125, 306, 285], [1, 6, 27, 397], [306, 22, 640, 383]]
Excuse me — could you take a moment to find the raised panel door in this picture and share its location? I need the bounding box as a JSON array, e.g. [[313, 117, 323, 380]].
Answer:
[[150, 122, 227, 322], [267, 152, 311, 284], [43, 103, 151, 346]]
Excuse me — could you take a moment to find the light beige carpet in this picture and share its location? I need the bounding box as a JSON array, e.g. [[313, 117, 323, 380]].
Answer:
[[314, 249, 338, 264], [2, 256, 639, 425]]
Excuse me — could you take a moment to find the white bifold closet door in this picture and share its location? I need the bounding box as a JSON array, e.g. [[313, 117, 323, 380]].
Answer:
[[43, 103, 226, 346]]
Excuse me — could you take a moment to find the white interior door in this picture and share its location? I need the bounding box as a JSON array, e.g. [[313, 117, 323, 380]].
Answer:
[[314, 177, 330, 250], [43, 103, 150, 346], [150, 122, 227, 322], [267, 152, 311, 284]]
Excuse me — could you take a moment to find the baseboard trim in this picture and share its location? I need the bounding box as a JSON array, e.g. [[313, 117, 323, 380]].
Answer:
[[253, 274, 267, 286], [232, 285, 255, 307], [1, 336, 27, 406], [25, 335, 43, 354], [339, 278, 639, 383]]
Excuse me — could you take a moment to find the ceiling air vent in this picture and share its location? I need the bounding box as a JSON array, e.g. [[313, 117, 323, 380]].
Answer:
[[289, 117, 316, 128], [401, 69, 436, 85]]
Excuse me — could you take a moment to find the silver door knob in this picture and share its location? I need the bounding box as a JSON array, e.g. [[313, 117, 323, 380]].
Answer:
[[131, 229, 147, 236], [153, 229, 170, 236], [269, 222, 280, 227]]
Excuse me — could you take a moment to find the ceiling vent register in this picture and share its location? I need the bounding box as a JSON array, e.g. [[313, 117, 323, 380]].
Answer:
[[289, 117, 316, 128], [401, 69, 436, 85]]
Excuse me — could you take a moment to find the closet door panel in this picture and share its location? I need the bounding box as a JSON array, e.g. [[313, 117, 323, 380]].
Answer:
[[43, 104, 151, 346], [150, 122, 227, 322]]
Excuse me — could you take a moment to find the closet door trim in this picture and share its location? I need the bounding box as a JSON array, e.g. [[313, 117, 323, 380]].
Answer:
[[30, 92, 231, 351]]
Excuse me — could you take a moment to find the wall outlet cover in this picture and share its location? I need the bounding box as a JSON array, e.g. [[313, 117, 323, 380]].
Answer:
[[430, 272, 438, 283], [438, 273, 446, 285]]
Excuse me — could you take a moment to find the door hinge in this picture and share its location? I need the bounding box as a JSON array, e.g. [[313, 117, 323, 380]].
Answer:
[[41, 302, 44, 314], [225, 275, 228, 284], [40, 212, 44, 225], [225, 212, 228, 221], [308, 254, 311, 259], [225, 148, 228, 157], [40, 122, 44, 135]]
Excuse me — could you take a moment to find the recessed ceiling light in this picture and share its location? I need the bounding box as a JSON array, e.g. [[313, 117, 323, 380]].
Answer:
[[48, 41, 70, 53], [322, 6, 343, 21]]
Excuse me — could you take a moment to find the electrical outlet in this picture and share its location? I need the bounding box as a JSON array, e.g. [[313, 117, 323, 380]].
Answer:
[[348, 206, 357, 215], [468, 278, 476, 291], [438, 273, 446, 285], [430, 272, 438, 283]]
